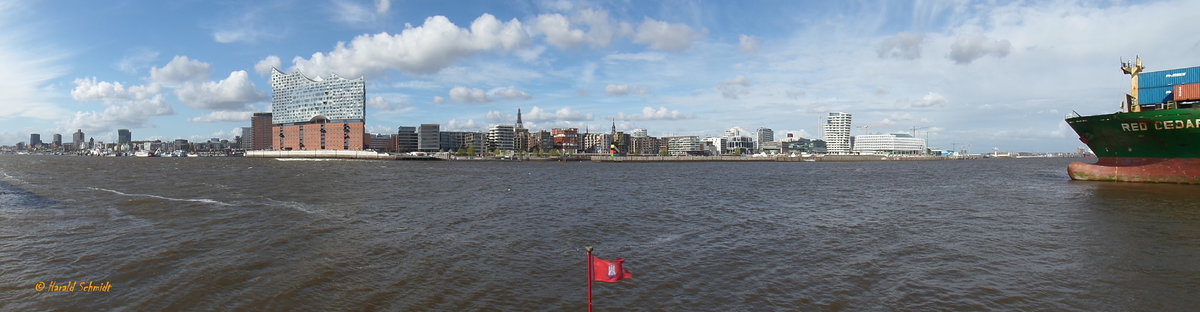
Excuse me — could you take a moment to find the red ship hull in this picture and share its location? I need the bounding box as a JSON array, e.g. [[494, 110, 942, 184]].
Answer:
[[1068, 157, 1200, 184]]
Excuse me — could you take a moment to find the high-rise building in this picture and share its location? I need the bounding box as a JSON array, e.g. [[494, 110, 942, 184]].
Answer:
[[251, 112, 272, 150], [52, 134, 62, 148], [118, 129, 131, 146], [396, 126, 417, 152], [73, 129, 85, 150], [270, 68, 366, 150], [29, 134, 41, 148], [823, 112, 852, 154], [488, 125, 515, 151], [240, 127, 254, 149], [756, 127, 774, 152], [418, 124, 440, 152]]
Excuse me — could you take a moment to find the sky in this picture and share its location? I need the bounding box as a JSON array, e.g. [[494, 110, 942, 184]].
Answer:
[[2, 0, 1199, 152]]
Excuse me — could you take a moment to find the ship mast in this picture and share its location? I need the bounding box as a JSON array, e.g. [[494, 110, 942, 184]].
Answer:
[[1121, 56, 1144, 113]]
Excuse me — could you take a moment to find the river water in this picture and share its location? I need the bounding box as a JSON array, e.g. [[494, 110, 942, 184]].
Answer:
[[1, 155, 1197, 310]]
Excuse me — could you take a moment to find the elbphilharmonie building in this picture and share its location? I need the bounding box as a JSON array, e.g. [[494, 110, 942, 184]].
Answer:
[[270, 68, 367, 150]]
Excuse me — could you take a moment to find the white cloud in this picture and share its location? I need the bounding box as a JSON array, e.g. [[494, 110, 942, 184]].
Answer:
[[605, 84, 650, 96], [189, 111, 253, 123], [71, 78, 132, 103], [877, 32, 924, 60], [617, 106, 692, 121], [254, 55, 282, 76], [739, 35, 759, 52], [449, 86, 491, 103], [717, 75, 751, 99], [491, 87, 532, 100], [603, 52, 666, 63], [375, 0, 390, 14], [446, 118, 479, 131], [0, 1, 70, 120], [150, 56, 211, 87], [332, 0, 390, 26], [947, 34, 1010, 64], [394, 80, 440, 89], [433, 96, 446, 104], [632, 18, 700, 52], [532, 14, 585, 49], [530, 9, 620, 49], [175, 70, 267, 110], [524, 106, 593, 122], [292, 14, 530, 77], [368, 95, 415, 112], [63, 79, 172, 134], [915, 92, 948, 108], [114, 48, 160, 74]]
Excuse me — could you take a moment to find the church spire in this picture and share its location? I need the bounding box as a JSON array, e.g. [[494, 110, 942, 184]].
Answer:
[[516, 108, 523, 129]]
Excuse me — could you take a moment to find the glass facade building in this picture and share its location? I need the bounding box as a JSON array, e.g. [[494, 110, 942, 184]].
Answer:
[[270, 68, 367, 150]]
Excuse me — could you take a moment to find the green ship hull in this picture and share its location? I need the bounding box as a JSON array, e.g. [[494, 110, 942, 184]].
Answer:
[[1065, 108, 1200, 184], [1066, 108, 1200, 158]]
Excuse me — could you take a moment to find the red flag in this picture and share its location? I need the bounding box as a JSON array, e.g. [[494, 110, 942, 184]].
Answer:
[[590, 255, 632, 283]]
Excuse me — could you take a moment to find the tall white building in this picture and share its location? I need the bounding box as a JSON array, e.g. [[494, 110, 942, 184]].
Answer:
[[823, 112, 852, 154], [488, 125, 515, 151], [852, 133, 927, 155], [665, 136, 701, 155]]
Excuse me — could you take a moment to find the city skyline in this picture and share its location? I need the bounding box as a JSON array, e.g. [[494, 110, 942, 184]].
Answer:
[[3, 0, 1198, 152]]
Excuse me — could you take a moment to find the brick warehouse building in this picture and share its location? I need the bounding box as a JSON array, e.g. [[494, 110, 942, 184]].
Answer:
[[270, 68, 367, 150]]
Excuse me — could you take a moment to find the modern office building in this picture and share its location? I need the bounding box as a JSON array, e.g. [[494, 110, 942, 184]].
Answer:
[[852, 133, 927, 155], [73, 129, 84, 150], [118, 129, 131, 146], [756, 127, 774, 152], [270, 68, 366, 150], [29, 134, 41, 148], [241, 127, 254, 149], [52, 134, 62, 148], [369, 133, 394, 152], [251, 112, 273, 150], [418, 124, 440, 152], [438, 131, 468, 152], [823, 112, 853, 154], [665, 136, 702, 155], [488, 125, 515, 151], [396, 126, 417, 152]]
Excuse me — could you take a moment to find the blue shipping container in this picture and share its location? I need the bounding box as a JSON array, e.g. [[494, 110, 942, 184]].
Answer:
[[1138, 86, 1174, 104], [1138, 66, 1200, 88]]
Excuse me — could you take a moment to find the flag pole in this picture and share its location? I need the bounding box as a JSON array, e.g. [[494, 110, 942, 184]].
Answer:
[[586, 246, 594, 312]]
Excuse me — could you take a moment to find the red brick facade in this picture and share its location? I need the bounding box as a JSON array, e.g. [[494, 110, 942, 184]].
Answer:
[[272, 122, 365, 150]]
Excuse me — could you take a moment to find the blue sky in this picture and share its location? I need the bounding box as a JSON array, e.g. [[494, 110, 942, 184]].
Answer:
[[2, 0, 1198, 152]]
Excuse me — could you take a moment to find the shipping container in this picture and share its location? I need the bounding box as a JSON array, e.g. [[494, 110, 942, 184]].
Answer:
[[1174, 83, 1200, 101], [1138, 66, 1200, 88], [1138, 86, 1174, 104]]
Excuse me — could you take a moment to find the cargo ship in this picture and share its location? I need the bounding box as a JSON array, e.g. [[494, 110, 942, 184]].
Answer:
[[1065, 57, 1200, 184]]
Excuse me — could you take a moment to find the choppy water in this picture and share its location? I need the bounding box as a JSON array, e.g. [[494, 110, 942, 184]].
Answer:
[[1, 155, 1198, 310]]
